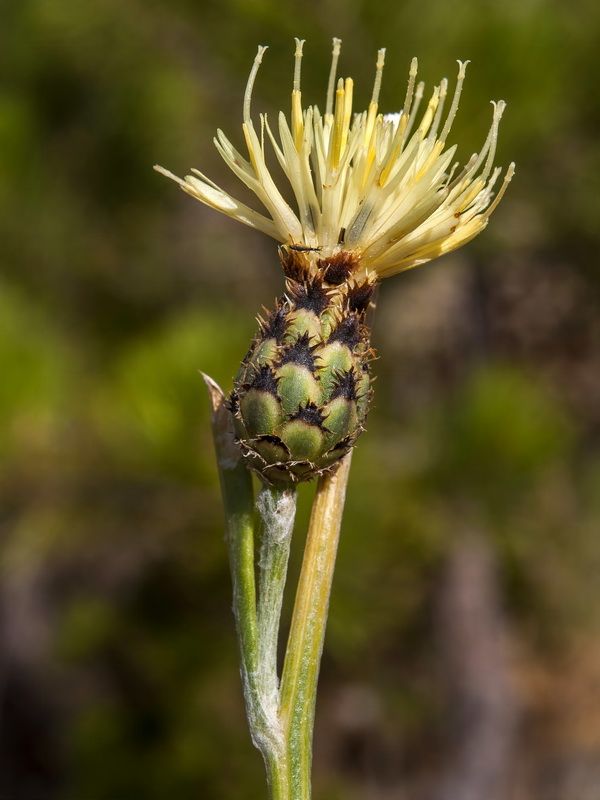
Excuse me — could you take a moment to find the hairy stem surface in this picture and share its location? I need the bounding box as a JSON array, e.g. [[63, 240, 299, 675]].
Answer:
[[204, 376, 291, 799], [256, 485, 297, 728]]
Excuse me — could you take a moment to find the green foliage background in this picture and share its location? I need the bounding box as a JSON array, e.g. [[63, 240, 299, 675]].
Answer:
[[1, 1, 600, 798]]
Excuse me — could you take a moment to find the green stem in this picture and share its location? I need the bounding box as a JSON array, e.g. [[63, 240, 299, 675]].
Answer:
[[279, 454, 353, 800], [205, 373, 354, 799], [203, 375, 291, 799]]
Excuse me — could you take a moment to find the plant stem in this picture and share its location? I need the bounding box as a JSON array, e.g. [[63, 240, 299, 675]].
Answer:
[[203, 375, 291, 799], [256, 485, 297, 729], [279, 454, 353, 799], [205, 374, 355, 799], [253, 483, 297, 797]]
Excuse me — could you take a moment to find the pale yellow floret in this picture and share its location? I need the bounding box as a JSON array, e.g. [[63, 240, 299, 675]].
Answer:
[[154, 39, 514, 278], [325, 38, 342, 121], [439, 60, 469, 143], [291, 38, 305, 151]]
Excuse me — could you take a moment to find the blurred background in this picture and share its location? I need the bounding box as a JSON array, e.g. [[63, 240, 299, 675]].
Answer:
[[1, 0, 600, 798]]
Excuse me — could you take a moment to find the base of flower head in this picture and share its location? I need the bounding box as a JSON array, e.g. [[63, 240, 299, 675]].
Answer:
[[230, 248, 377, 484], [236, 435, 356, 485]]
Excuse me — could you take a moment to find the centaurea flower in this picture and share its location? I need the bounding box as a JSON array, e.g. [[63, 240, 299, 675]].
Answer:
[[156, 38, 514, 281], [156, 39, 514, 483]]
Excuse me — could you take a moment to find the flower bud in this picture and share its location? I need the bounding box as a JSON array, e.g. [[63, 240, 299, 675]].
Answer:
[[231, 248, 376, 483]]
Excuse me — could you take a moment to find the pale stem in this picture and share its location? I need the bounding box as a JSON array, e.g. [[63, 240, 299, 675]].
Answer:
[[256, 485, 298, 725], [203, 375, 291, 800], [279, 453, 353, 799], [204, 373, 355, 800]]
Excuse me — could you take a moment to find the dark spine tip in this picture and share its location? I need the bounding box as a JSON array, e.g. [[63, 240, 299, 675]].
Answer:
[[329, 435, 353, 453], [259, 305, 288, 343], [345, 279, 378, 315], [228, 390, 240, 414], [290, 402, 328, 429], [328, 314, 363, 349], [251, 365, 280, 395], [317, 251, 360, 285], [279, 246, 313, 281], [287, 277, 331, 315], [278, 332, 318, 372], [253, 433, 291, 454], [331, 369, 359, 401]]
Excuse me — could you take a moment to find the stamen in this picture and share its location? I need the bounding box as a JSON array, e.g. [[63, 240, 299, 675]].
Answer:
[[244, 45, 268, 125], [464, 99, 506, 184], [439, 60, 469, 143], [370, 48, 386, 106], [378, 57, 418, 167], [483, 162, 515, 217], [480, 100, 506, 182], [325, 38, 342, 120], [292, 38, 305, 149], [428, 77, 448, 139], [444, 161, 460, 187], [365, 48, 386, 147], [342, 78, 354, 144], [402, 57, 419, 120], [293, 38, 304, 92], [403, 80, 424, 142], [446, 153, 478, 192], [416, 85, 441, 138], [329, 77, 346, 168], [484, 166, 503, 196]]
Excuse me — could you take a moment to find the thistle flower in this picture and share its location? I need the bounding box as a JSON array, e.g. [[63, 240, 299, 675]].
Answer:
[[156, 39, 514, 483]]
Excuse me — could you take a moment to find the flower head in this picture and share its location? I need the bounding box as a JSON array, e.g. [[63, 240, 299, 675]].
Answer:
[[156, 39, 514, 281]]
